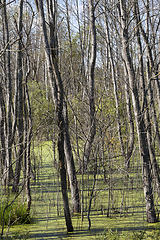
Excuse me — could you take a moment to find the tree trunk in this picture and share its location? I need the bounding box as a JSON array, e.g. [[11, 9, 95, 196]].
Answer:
[[35, 0, 73, 231], [24, 53, 32, 212], [0, 84, 6, 179], [104, 4, 126, 166], [63, 101, 81, 213], [124, 66, 134, 169], [134, 0, 160, 199], [2, 0, 13, 186], [118, 0, 156, 223], [84, 0, 96, 168], [12, 0, 24, 193]]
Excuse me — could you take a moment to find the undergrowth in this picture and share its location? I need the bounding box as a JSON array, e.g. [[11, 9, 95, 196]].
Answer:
[[0, 200, 32, 226]]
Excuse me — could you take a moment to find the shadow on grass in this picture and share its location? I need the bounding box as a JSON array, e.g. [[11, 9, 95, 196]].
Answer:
[[26, 228, 104, 239], [26, 224, 156, 240]]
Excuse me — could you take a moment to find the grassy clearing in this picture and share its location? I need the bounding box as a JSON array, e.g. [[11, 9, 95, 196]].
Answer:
[[1, 141, 160, 239]]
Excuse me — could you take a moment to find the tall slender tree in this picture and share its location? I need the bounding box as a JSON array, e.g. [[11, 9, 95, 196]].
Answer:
[[84, 0, 97, 168], [12, 0, 24, 193], [35, 0, 74, 231], [1, 0, 14, 186], [118, 0, 156, 223]]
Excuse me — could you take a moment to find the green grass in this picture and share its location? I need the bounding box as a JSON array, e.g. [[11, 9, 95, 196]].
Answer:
[[0, 200, 32, 226], [1, 140, 160, 239]]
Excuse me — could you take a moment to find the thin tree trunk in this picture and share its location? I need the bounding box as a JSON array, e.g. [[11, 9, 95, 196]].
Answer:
[[134, 0, 160, 199], [84, 0, 96, 167], [35, 0, 73, 231], [63, 101, 81, 213], [65, 0, 75, 91], [135, 0, 160, 149], [2, 0, 13, 186], [0, 84, 6, 179], [24, 53, 32, 212], [47, 0, 80, 214], [118, 0, 156, 223], [104, 4, 126, 165], [12, 0, 24, 193], [124, 66, 134, 169]]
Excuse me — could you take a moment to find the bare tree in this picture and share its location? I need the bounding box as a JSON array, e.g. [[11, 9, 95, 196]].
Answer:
[[35, 0, 73, 231], [84, 0, 97, 168], [12, 0, 24, 193], [118, 0, 156, 223], [104, 0, 126, 166], [1, 0, 14, 186]]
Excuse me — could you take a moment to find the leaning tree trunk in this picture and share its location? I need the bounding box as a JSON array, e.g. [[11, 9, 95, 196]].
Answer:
[[118, 0, 156, 223], [35, 0, 73, 232]]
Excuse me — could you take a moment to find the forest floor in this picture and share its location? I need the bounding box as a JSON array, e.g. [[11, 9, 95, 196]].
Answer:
[[2, 141, 160, 239]]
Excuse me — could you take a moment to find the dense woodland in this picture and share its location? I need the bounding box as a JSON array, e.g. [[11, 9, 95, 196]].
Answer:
[[0, 0, 160, 236]]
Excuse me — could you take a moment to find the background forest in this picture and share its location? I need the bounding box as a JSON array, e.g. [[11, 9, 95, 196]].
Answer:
[[0, 0, 160, 238]]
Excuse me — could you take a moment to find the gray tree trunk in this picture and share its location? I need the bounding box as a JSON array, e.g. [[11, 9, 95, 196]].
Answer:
[[47, 0, 80, 214], [134, 0, 160, 199], [63, 101, 81, 213], [35, 0, 73, 231], [1, 0, 13, 186], [104, 4, 126, 165], [24, 53, 32, 212], [123, 66, 134, 169], [12, 0, 24, 193], [118, 0, 156, 223], [84, 0, 96, 168], [0, 84, 6, 178]]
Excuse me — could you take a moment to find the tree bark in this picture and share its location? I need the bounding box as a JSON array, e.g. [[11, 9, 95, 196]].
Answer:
[[104, 3, 126, 166], [35, 0, 73, 231], [118, 0, 156, 223], [84, 0, 96, 168], [1, 0, 13, 186], [24, 53, 32, 212], [63, 101, 81, 213], [0, 84, 6, 178], [12, 0, 24, 193], [134, 0, 160, 199]]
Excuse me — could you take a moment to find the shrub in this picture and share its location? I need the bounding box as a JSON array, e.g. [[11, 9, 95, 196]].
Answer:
[[0, 201, 32, 226]]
